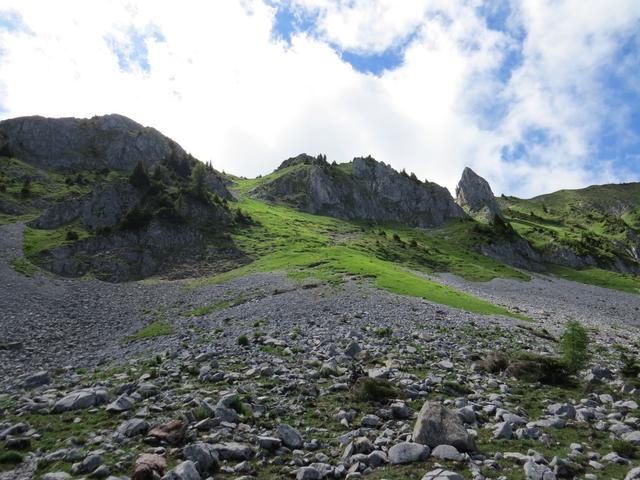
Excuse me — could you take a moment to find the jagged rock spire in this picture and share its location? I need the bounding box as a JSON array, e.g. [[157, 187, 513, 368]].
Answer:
[[455, 167, 502, 221]]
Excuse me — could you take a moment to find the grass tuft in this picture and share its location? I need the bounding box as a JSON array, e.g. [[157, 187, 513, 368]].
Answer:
[[125, 321, 174, 342], [10, 257, 37, 277]]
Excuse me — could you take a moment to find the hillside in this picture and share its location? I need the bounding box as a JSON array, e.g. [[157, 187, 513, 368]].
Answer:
[[500, 183, 640, 283], [3, 115, 640, 480], [0, 115, 243, 281]]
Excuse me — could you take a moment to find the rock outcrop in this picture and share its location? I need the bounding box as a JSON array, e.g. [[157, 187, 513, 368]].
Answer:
[[253, 155, 466, 228], [455, 167, 501, 221], [0, 114, 231, 199], [30, 180, 142, 230], [0, 114, 182, 172]]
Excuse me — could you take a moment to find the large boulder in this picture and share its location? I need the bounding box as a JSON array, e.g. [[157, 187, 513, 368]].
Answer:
[[277, 424, 304, 449], [182, 443, 219, 475], [455, 167, 501, 221], [388, 442, 430, 464], [52, 388, 108, 412], [412, 401, 476, 452], [161, 460, 201, 480]]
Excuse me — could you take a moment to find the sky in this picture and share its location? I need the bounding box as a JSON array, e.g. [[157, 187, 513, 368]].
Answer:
[[0, 1, 639, 198]]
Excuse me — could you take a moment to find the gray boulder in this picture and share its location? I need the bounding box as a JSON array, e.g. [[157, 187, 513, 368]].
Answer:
[[524, 459, 556, 479], [412, 401, 476, 452], [106, 394, 134, 413], [212, 442, 253, 461], [626, 466, 640, 480], [431, 444, 464, 461], [183, 443, 219, 475], [41, 474, 71, 480], [115, 418, 149, 439], [297, 466, 322, 480], [422, 469, 464, 480], [22, 371, 50, 389], [388, 442, 430, 464], [161, 460, 201, 480], [277, 423, 304, 449], [53, 388, 108, 412]]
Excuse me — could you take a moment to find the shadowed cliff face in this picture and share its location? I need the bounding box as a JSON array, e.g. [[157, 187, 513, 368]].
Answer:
[[253, 155, 467, 228]]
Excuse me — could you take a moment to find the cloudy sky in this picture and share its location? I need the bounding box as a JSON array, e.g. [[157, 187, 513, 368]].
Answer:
[[0, 0, 639, 197]]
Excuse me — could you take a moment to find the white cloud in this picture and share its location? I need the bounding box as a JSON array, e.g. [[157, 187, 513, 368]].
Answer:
[[0, 0, 638, 198]]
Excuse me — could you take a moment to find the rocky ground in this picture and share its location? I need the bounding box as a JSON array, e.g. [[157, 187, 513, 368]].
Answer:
[[2, 221, 640, 480]]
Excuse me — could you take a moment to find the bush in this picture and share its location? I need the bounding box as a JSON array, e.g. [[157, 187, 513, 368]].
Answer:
[[20, 178, 31, 197], [620, 352, 640, 378], [237, 335, 249, 347], [478, 351, 510, 373], [120, 207, 152, 230], [234, 208, 252, 225], [560, 320, 590, 373], [612, 439, 637, 459], [0, 450, 23, 464], [351, 377, 397, 402], [479, 351, 570, 385], [507, 352, 569, 385], [374, 327, 392, 337], [65, 230, 79, 241]]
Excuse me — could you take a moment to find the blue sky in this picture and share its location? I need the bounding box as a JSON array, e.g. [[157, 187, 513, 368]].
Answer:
[[0, 1, 639, 197]]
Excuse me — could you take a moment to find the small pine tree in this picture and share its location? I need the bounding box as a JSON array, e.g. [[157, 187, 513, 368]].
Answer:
[[129, 161, 150, 188], [191, 163, 208, 201], [20, 177, 31, 197], [560, 320, 590, 373]]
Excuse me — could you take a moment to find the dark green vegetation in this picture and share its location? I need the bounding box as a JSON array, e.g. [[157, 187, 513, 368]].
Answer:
[[559, 320, 590, 373], [479, 320, 590, 386]]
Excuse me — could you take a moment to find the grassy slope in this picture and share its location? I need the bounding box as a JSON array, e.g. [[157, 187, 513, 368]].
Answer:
[[500, 182, 640, 293], [193, 177, 529, 318]]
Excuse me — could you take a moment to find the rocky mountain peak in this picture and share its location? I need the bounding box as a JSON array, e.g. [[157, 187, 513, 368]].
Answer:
[[455, 167, 501, 221], [276, 153, 327, 171], [0, 114, 190, 173]]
